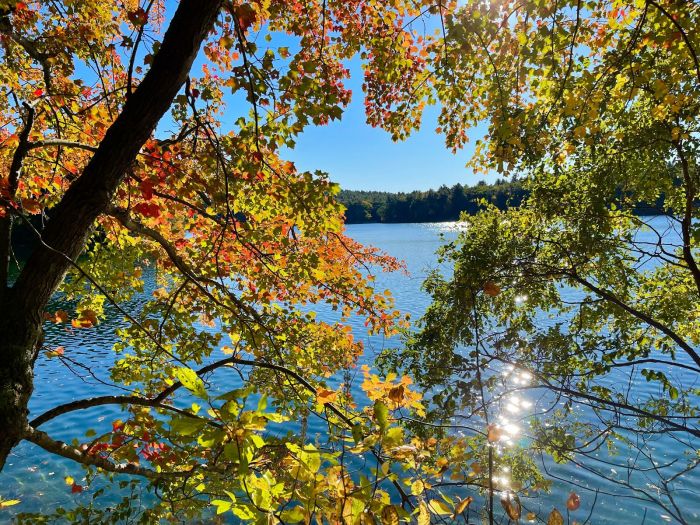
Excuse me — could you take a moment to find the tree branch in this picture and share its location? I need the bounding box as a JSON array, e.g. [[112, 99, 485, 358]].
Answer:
[[26, 139, 99, 153], [567, 272, 700, 368], [11, 0, 223, 322], [673, 140, 700, 296], [23, 425, 191, 480], [28, 353, 415, 507], [1, 102, 35, 294], [647, 0, 700, 85]]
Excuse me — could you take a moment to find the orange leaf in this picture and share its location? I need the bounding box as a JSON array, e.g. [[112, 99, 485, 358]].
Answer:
[[566, 492, 580, 511], [53, 310, 69, 323], [21, 198, 42, 215], [71, 309, 98, 328], [483, 281, 501, 297], [453, 496, 473, 518], [388, 384, 405, 404], [45, 346, 65, 358], [487, 424, 502, 442], [316, 388, 338, 406]]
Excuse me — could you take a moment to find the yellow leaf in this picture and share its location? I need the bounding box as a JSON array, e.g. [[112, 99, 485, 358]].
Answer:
[[381, 505, 399, 525], [411, 479, 425, 496], [548, 508, 564, 525], [453, 496, 473, 518], [64, 476, 74, 486], [417, 501, 430, 525], [573, 125, 587, 139], [0, 499, 20, 508], [428, 499, 451, 516]]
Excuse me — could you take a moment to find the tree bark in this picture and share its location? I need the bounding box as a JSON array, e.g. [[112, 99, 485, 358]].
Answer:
[[0, 0, 222, 470], [0, 301, 42, 469]]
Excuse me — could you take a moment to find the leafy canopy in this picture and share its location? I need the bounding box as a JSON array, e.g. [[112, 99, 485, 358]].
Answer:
[[379, 0, 700, 522], [0, 0, 470, 522]]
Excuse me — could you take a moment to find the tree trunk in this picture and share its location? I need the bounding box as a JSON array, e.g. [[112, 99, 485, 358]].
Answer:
[[0, 0, 222, 469], [0, 292, 42, 470]]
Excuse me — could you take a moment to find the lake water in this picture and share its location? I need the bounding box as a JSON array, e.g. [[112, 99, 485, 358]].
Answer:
[[1, 221, 698, 523]]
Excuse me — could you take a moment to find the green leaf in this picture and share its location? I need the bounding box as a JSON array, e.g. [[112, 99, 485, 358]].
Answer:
[[212, 499, 232, 514], [374, 401, 389, 433], [280, 506, 306, 523], [174, 367, 208, 399], [383, 426, 403, 447], [351, 423, 364, 444], [170, 416, 206, 436]]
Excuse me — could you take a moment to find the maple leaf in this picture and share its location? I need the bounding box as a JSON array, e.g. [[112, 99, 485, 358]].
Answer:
[[45, 346, 65, 358], [127, 8, 148, 27], [71, 309, 98, 328], [316, 388, 337, 405], [139, 179, 154, 200], [235, 4, 256, 32], [133, 202, 161, 218], [21, 198, 42, 215], [387, 384, 405, 403]]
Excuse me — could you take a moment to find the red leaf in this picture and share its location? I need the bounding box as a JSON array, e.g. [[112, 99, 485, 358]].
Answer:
[[127, 8, 148, 26], [33, 88, 43, 97], [236, 4, 256, 32], [71, 483, 83, 494], [140, 179, 154, 200], [566, 492, 581, 511], [133, 202, 161, 218]]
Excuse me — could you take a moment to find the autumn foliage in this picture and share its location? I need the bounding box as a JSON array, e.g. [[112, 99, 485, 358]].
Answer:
[[2, 0, 698, 523]]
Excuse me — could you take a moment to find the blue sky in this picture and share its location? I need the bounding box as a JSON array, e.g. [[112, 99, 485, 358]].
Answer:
[[145, 1, 493, 194], [286, 65, 491, 193]]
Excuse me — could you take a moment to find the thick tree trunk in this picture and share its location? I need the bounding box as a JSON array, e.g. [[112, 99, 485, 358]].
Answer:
[[0, 0, 222, 469], [0, 292, 42, 469]]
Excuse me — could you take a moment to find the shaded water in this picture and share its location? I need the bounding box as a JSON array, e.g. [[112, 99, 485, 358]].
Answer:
[[0, 221, 698, 523]]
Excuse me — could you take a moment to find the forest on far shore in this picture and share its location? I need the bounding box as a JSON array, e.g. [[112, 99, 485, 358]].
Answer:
[[339, 179, 666, 223]]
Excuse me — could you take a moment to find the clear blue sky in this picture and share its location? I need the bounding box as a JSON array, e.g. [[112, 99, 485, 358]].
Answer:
[[153, 1, 493, 194], [286, 65, 491, 193]]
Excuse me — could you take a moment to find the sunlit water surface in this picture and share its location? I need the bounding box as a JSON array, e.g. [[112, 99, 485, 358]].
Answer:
[[1, 220, 698, 524]]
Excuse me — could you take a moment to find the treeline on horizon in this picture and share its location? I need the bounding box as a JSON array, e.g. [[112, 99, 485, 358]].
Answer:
[[339, 179, 665, 224], [339, 179, 526, 223]]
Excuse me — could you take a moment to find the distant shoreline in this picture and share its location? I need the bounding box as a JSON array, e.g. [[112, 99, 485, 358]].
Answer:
[[342, 214, 666, 226], [339, 182, 666, 224]]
